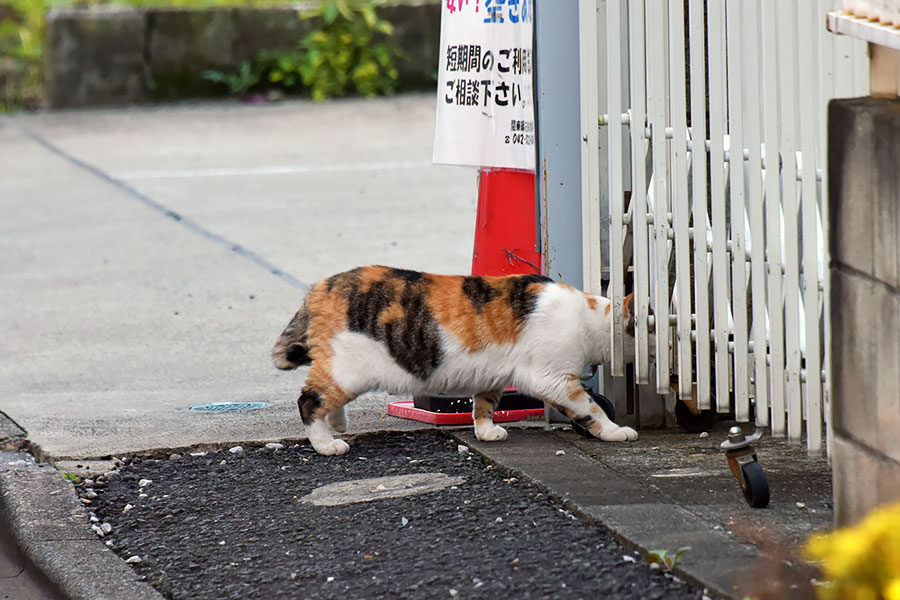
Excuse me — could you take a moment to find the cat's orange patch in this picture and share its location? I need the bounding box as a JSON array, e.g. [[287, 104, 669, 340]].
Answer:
[[427, 274, 545, 352], [378, 302, 405, 326], [605, 303, 611, 316], [358, 265, 391, 292], [584, 294, 599, 311]]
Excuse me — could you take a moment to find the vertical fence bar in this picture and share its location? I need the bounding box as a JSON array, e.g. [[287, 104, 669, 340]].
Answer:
[[726, 0, 750, 421], [776, 2, 803, 442], [669, 0, 692, 400], [688, 0, 712, 410], [630, 0, 652, 384], [761, 0, 785, 434], [707, 0, 730, 412], [647, 0, 671, 394], [743, 0, 769, 426], [606, 0, 626, 376], [818, 0, 835, 454], [798, 1, 823, 452], [580, 0, 603, 296]]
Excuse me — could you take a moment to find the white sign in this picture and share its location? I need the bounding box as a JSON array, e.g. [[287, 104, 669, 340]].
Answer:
[[433, 0, 535, 171]]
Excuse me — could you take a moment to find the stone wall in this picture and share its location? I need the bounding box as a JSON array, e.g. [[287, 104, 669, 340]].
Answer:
[[828, 97, 900, 526], [45, 1, 440, 108]]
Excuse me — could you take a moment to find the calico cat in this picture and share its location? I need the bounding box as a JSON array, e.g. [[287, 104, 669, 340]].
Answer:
[[272, 266, 639, 456]]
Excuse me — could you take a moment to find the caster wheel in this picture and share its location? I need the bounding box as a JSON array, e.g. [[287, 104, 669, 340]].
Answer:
[[675, 400, 719, 433], [572, 391, 616, 438], [741, 461, 770, 508]]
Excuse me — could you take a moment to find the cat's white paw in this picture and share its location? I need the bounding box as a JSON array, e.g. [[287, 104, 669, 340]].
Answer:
[[599, 425, 638, 442], [316, 439, 350, 456], [475, 424, 508, 442]]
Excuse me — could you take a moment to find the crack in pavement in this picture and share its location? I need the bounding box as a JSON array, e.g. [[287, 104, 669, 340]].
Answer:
[[7, 121, 309, 293]]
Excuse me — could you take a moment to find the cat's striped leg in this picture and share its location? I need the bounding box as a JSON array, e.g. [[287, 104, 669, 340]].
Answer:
[[298, 371, 353, 456], [527, 376, 637, 442], [473, 391, 507, 442]]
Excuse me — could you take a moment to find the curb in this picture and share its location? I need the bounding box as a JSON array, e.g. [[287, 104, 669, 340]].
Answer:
[[0, 460, 164, 600]]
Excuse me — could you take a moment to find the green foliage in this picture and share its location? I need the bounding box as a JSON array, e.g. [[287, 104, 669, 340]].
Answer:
[[202, 61, 261, 96], [297, 0, 403, 101], [0, 0, 53, 111], [61, 471, 80, 483], [646, 546, 692, 572]]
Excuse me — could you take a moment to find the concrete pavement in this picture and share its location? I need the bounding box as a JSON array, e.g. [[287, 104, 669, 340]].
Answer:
[[1, 93, 476, 460]]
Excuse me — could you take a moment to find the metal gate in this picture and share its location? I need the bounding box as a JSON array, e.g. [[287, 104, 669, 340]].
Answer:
[[578, 0, 869, 452]]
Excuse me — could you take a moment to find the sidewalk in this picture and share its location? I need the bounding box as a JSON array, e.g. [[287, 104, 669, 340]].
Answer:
[[0, 94, 831, 600]]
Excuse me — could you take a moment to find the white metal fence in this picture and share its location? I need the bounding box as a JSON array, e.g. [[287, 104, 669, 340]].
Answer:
[[578, 0, 869, 453]]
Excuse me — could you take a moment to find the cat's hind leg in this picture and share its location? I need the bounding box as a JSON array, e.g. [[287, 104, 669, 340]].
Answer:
[[526, 376, 637, 442], [327, 405, 348, 433], [298, 375, 353, 456], [473, 391, 508, 442]]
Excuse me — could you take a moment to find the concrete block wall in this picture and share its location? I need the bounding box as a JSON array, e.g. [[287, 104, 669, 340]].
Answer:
[[45, 1, 440, 108], [828, 97, 900, 526]]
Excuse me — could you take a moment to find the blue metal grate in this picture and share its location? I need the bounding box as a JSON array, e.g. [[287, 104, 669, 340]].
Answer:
[[189, 402, 271, 412]]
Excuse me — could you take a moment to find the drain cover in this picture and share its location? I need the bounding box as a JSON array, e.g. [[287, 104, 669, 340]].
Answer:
[[189, 402, 271, 412], [301, 473, 465, 506]]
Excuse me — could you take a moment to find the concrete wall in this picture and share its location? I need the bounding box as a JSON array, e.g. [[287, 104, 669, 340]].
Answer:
[[45, 2, 440, 108], [828, 97, 900, 526]]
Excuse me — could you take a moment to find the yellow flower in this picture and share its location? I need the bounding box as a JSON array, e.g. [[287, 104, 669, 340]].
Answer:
[[885, 580, 900, 600]]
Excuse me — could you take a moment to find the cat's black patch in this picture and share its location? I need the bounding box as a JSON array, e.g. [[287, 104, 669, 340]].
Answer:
[[297, 388, 322, 424], [285, 343, 311, 366], [327, 267, 362, 293], [383, 284, 443, 380], [345, 275, 442, 381], [507, 274, 553, 321], [389, 268, 425, 283], [462, 276, 501, 313], [347, 279, 396, 337]]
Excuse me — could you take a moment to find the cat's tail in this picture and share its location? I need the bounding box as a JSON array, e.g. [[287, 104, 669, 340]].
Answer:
[[272, 299, 312, 370]]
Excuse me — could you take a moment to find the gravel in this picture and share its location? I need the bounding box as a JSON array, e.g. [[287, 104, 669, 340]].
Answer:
[[84, 432, 703, 600]]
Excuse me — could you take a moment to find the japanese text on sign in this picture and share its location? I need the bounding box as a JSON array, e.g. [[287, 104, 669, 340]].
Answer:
[[433, 0, 535, 170]]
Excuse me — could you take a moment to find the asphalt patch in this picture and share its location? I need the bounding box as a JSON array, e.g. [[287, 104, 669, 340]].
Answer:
[[84, 432, 704, 600]]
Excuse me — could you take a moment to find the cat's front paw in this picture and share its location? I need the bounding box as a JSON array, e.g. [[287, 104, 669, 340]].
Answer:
[[599, 425, 638, 442], [316, 439, 350, 456], [475, 424, 508, 442]]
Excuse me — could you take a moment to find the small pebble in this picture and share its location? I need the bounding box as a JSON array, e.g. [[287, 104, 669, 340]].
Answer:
[[189, 451, 207, 457], [229, 446, 244, 454], [449, 590, 459, 597], [623, 555, 637, 563], [139, 493, 148, 498], [326, 576, 335, 583], [123, 504, 133, 514], [401, 517, 409, 526], [105, 540, 114, 547], [84, 489, 98, 499], [101, 523, 112, 534], [169, 453, 182, 460], [90, 515, 99, 523], [265, 443, 284, 451], [457, 445, 468, 454], [83, 479, 95, 487], [555, 450, 566, 456], [91, 524, 104, 537], [495, 517, 503, 524], [138, 479, 152, 488], [218, 541, 226, 546], [699, 432, 709, 438], [125, 556, 141, 564], [649, 562, 660, 570], [80, 498, 92, 505], [796, 502, 806, 509]]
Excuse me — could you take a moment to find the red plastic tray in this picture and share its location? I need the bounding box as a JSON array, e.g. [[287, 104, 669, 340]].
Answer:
[[387, 400, 545, 425]]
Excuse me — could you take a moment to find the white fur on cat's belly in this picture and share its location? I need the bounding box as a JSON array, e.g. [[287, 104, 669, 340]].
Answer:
[[330, 330, 518, 397]]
